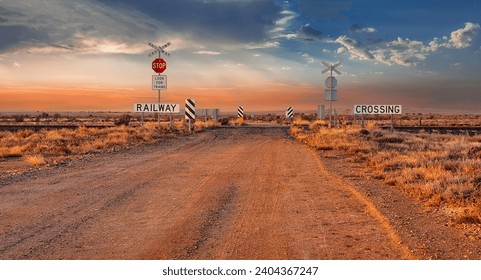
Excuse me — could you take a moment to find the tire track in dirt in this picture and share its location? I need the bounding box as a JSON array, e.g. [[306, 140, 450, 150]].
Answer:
[[141, 135, 274, 259], [167, 129, 403, 259]]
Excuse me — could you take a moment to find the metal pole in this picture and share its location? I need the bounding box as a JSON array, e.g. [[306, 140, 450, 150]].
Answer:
[[334, 109, 337, 128], [329, 69, 332, 128], [157, 52, 161, 128], [361, 113, 365, 128], [391, 114, 394, 133]]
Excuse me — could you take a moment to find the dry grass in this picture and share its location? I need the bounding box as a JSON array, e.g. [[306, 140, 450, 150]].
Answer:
[[24, 154, 46, 166], [292, 118, 310, 126], [230, 117, 245, 126], [291, 126, 481, 223], [0, 120, 219, 166], [194, 120, 220, 131]]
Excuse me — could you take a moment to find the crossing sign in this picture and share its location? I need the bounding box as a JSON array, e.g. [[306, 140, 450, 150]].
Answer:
[[322, 61, 341, 75], [147, 41, 171, 57]]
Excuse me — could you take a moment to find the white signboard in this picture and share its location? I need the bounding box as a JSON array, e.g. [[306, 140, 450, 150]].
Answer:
[[354, 105, 402, 115], [325, 89, 337, 101], [152, 75, 167, 90], [134, 103, 179, 113]]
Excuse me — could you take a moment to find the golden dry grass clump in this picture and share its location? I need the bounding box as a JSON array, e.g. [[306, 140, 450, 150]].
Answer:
[[194, 120, 220, 131], [291, 126, 481, 223], [23, 154, 46, 166]]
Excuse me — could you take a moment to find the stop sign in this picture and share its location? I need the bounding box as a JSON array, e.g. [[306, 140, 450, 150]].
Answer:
[[152, 58, 167, 73]]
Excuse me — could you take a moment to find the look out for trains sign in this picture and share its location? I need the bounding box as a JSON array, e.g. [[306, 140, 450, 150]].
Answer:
[[354, 105, 402, 115]]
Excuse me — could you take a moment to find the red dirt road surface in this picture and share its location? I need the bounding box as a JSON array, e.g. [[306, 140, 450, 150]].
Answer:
[[1, 127, 480, 259]]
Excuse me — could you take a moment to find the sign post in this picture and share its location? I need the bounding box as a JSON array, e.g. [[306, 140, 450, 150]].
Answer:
[[146, 41, 171, 127], [322, 61, 341, 128]]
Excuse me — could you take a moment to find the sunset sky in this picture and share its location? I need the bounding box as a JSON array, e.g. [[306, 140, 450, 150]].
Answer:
[[1, 0, 480, 113]]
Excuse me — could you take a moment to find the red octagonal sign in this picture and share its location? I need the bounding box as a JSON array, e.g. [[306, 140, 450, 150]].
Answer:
[[152, 58, 167, 73]]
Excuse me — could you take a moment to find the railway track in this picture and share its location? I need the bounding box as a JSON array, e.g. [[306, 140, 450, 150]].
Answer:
[[381, 126, 481, 135], [0, 124, 114, 132], [2, 124, 480, 136]]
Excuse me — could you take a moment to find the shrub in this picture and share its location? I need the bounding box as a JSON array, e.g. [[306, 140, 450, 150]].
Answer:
[[219, 118, 229, 126], [359, 129, 369, 135], [14, 114, 27, 122], [115, 114, 132, 126]]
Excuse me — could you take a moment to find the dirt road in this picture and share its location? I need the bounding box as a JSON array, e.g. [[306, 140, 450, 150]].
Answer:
[[1, 127, 480, 259]]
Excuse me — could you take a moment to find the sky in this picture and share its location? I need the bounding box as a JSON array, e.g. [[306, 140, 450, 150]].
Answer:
[[0, 0, 480, 113]]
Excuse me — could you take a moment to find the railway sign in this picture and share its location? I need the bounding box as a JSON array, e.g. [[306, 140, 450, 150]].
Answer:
[[134, 103, 179, 113], [152, 75, 167, 90], [152, 58, 167, 73], [237, 106, 244, 118], [353, 105, 402, 115]]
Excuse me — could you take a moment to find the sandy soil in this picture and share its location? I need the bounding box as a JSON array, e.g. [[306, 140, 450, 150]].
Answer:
[[1, 127, 480, 259]]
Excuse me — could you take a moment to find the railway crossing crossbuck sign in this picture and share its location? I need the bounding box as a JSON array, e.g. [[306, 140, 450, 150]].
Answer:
[[147, 41, 171, 57]]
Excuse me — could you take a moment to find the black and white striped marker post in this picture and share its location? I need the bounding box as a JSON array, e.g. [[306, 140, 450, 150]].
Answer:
[[286, 106, 294, 122], [237, 106, 244, 118], [185, 99, 195, 132]]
